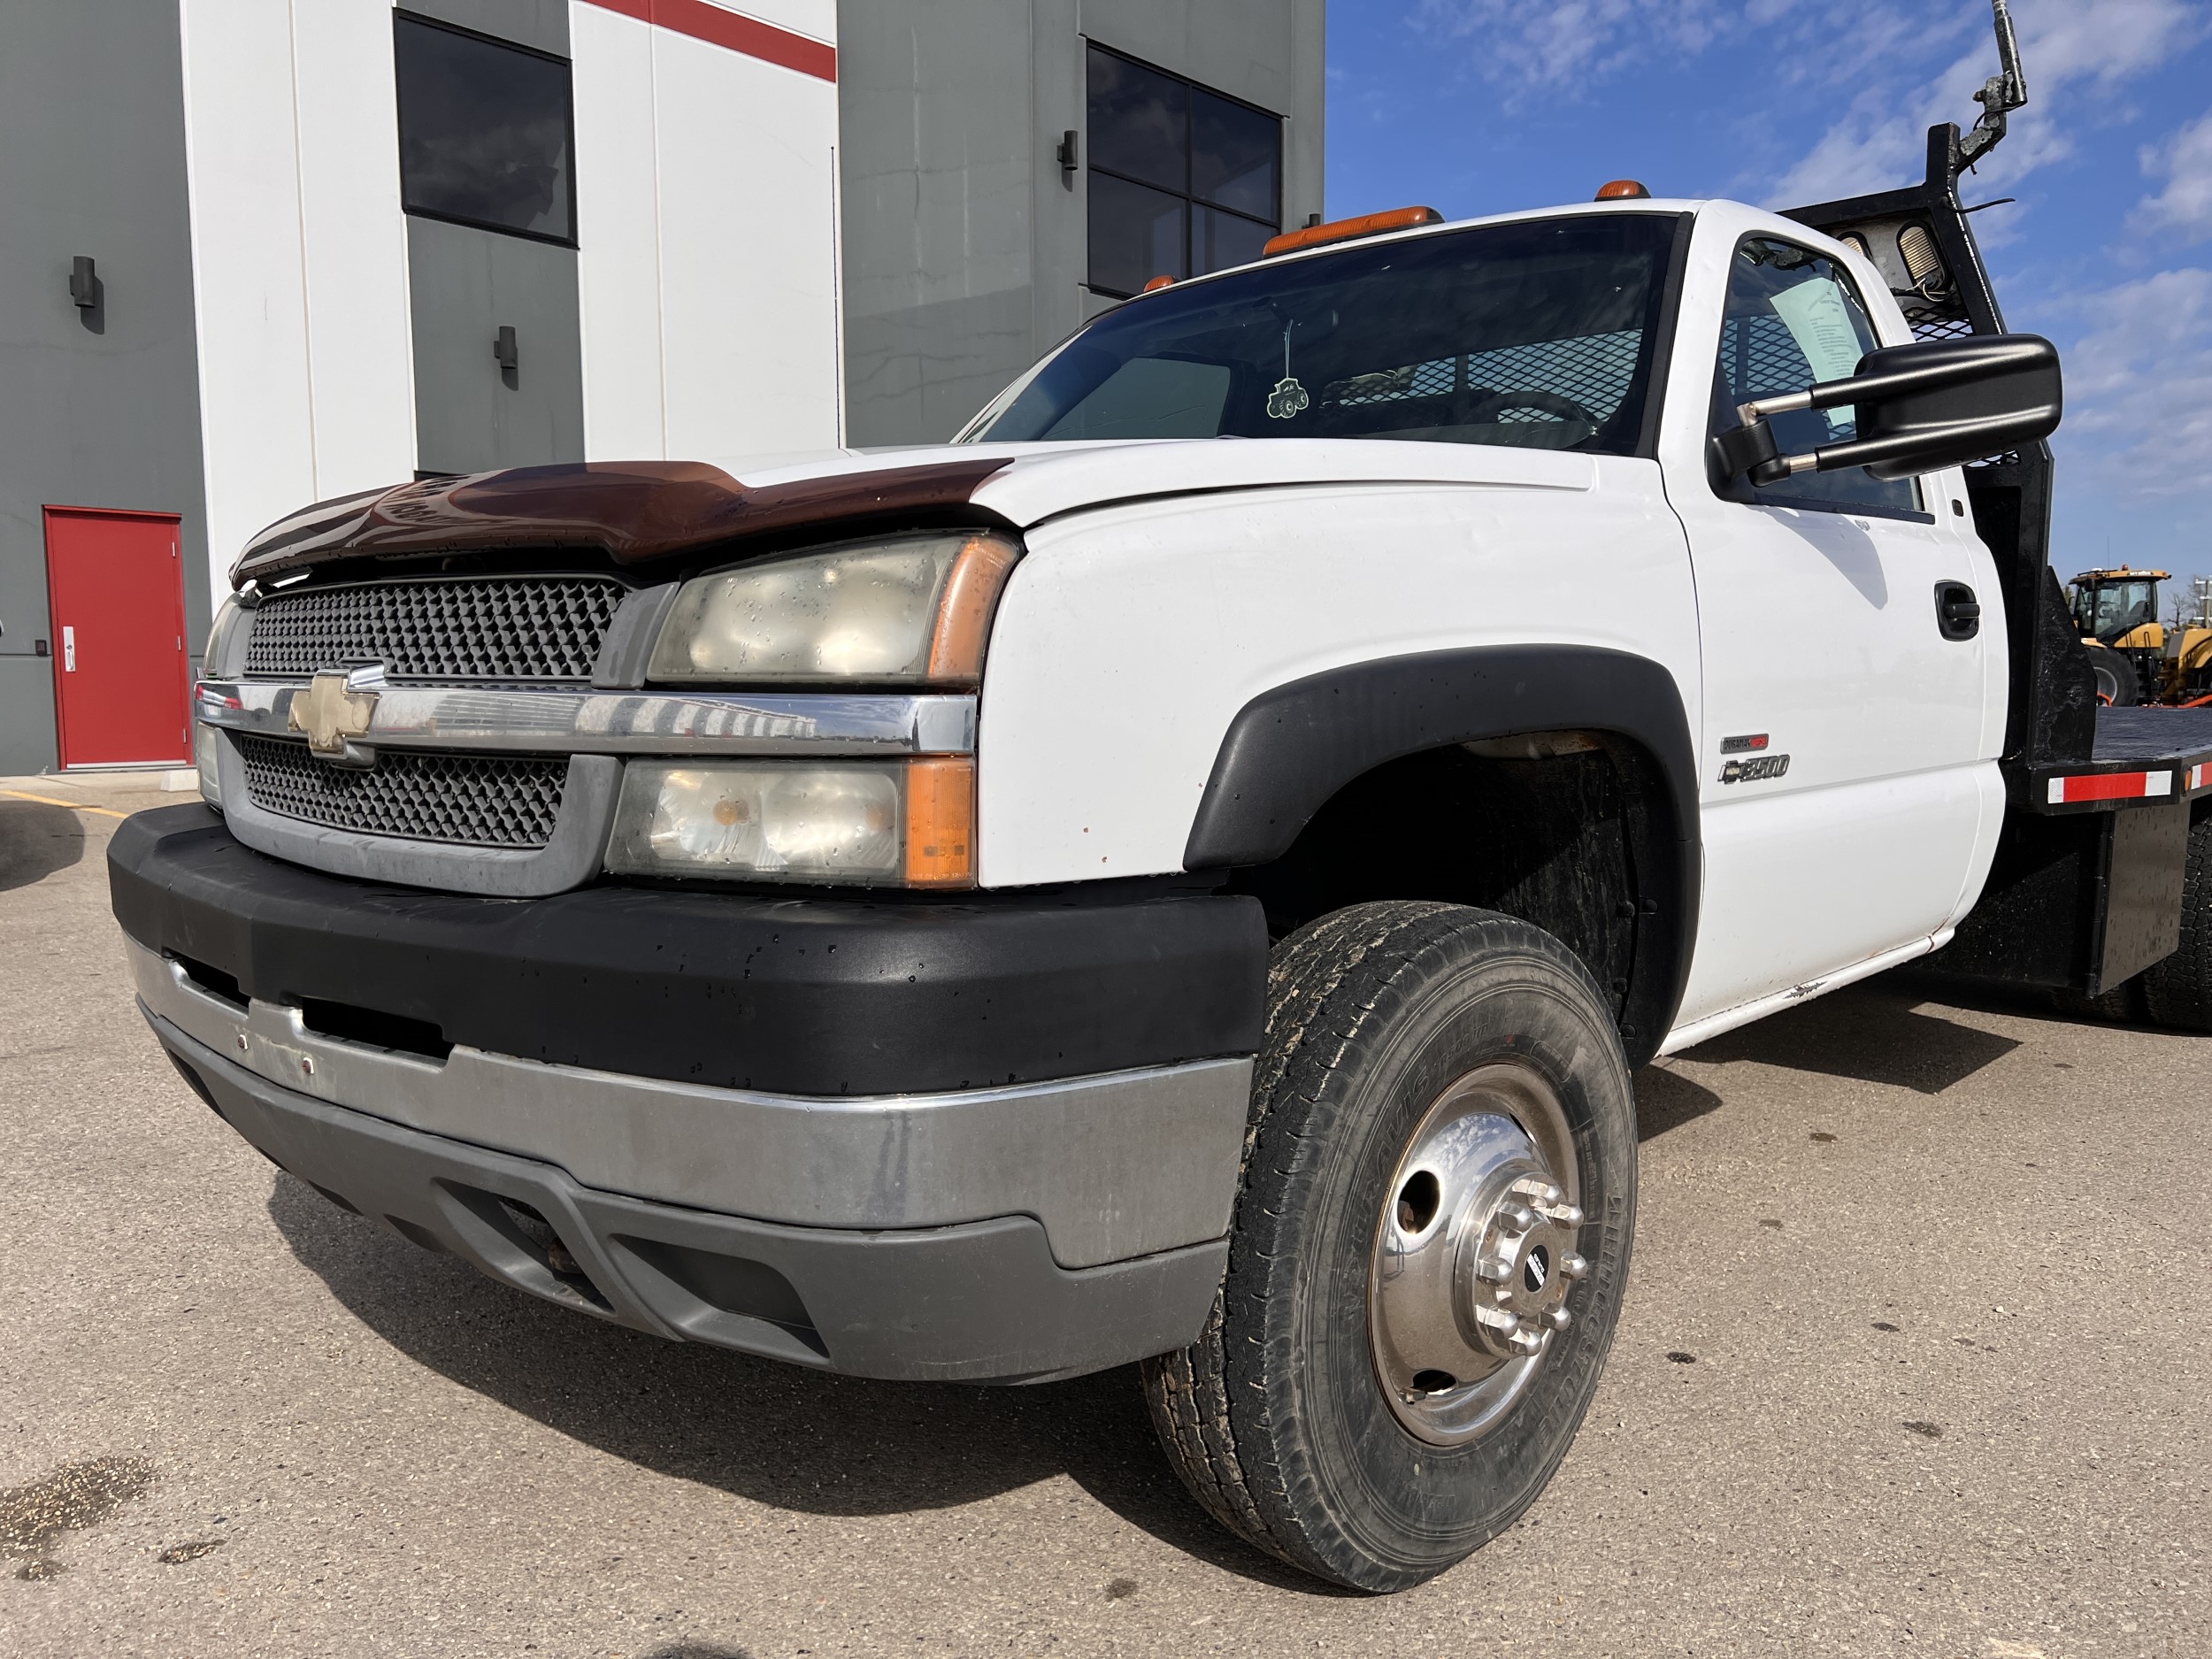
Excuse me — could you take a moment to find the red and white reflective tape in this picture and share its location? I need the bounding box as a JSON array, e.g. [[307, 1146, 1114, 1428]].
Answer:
[[2193, 763, 2211, 792], [2047, 769, 2174, 804]]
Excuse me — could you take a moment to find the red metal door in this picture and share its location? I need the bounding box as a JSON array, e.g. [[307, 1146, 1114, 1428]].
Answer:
[[44, 507, 192, 767]]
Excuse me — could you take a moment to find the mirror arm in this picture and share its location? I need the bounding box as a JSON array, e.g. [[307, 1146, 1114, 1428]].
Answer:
[[1713, 393, 1813, 485], [1715, 338, 2053, 483]]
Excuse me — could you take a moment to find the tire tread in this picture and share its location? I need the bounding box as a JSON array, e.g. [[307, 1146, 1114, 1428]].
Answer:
[[1141, 900, 1610, 1586]]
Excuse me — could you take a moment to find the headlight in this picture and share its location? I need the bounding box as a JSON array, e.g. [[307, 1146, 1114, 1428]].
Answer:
[[646, 531, 1019, 686], [204, 594, 250, 678], [195, 722, 223, 809], [605, 758, 975, 887]]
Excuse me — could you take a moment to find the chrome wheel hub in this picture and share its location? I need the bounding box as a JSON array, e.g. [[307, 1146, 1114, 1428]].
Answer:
[[1369, 1062, 1586, 1446]]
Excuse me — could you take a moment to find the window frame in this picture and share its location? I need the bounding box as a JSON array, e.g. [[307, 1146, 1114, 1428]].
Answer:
[[393, 9, 580, 250], [1706, 234, 1932, 524], [1083, 41, 1282, 300]]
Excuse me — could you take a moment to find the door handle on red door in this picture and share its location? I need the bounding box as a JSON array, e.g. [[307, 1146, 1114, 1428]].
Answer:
[[1934, 582, 1980, 642], [62, 625, 76, 672]]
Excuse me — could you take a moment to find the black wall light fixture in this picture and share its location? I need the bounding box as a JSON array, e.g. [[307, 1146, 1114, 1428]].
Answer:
[[69, 256, 98, 308]]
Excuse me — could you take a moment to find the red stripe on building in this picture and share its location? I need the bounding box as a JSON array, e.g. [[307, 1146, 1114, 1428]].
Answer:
[[582, 0, 837, 82]]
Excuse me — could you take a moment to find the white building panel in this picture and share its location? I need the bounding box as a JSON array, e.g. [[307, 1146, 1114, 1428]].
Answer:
[[289, 3, 418, 513], [178, 0, 318, 609], [572, 2, 669, 458], [180, 0, 417, 610], [653, 30, 843, 467], [703, 0, 835, 46]]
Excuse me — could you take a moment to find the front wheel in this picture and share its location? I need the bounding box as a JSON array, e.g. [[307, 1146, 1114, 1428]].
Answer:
[[1141, 902, 1637, 1592]]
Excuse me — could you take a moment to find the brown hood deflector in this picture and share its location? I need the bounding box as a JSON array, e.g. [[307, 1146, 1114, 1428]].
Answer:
[[232, 457, 1016, 587]]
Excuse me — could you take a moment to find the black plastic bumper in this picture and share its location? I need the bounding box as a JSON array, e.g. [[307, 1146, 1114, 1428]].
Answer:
[[109, 805, 1267, 1095], [155, 1017, 1225, 1382]]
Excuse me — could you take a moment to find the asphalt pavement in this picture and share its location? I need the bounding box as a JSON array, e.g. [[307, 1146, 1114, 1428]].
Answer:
[[3, 778, 2206, 1658]]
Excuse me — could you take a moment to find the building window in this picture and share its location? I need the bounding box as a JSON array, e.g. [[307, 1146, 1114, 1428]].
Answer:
[[394, 12, 576, 246], [1086, 44, 1280, 299]]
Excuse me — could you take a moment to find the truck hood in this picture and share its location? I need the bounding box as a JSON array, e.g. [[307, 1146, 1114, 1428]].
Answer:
[[232, 439, 1597, 586]]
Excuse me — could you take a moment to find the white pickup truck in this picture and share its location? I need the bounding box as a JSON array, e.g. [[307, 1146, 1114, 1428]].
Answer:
[[110, 115, 2212, 1590]]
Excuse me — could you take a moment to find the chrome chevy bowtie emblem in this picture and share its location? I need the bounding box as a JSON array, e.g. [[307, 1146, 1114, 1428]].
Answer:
[[288, 668, 381, 760]]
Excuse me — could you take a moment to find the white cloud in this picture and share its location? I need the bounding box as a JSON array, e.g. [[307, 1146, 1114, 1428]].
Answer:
[[1411, 0, 1960, 112], [1409, 0, 1735, 105], [2052, 266, 2212, 493], [2133, 111, 2212, 244], [1767, 0, 2206, 207]]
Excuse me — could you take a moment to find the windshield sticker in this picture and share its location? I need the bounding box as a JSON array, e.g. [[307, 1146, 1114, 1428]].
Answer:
[[1770, 277, 1864, 434], [1266, 319, 1310, 420]]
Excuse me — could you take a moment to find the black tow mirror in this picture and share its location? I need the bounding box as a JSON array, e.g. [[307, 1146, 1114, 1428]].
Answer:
[[1713, 333, 2061, 485]]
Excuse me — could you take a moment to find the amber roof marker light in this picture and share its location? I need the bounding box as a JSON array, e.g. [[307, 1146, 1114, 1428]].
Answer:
[[1263, 205, 1443, 258], [1594, 180, 1651, 200]]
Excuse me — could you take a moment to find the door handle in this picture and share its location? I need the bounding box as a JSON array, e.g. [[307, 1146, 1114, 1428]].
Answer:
[[62, 624, 76, 672], [1934, 581, 1979, 642]]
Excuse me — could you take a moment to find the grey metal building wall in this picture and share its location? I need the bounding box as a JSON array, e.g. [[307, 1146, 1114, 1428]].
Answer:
[[0, 1, 211, 776], [836, 0, 1325, 449]]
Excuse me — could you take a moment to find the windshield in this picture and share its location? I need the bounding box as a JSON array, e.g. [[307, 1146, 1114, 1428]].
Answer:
[[961, 213, 1680, 454], [2078, 580, 2156, 639]]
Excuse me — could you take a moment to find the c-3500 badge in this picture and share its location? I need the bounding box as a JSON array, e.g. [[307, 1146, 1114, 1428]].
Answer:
[[1719, 753, 1790, 784]]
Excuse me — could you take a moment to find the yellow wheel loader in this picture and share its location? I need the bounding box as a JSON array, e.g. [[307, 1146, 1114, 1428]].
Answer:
[[2066, 566, 2212, 706]]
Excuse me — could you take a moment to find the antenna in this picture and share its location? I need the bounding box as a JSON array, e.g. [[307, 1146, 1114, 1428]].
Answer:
[[1959, 0, 2028, 169]]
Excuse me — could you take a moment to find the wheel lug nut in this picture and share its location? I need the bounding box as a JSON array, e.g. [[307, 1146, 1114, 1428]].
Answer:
[[1545, 1306, 1572, 1333], [1499, 1202, 1537, 1232], [1508, 1326, 1548, 1356], [1560, 1252, 1589, 1280], [1548, 1202, 1586, 1229]]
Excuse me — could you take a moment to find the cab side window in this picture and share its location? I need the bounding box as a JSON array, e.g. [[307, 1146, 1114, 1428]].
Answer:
[[1711, 237, 1919, 514]]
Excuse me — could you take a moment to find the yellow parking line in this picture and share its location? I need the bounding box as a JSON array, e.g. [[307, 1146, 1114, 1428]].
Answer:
[[0, 788, 129, 820]]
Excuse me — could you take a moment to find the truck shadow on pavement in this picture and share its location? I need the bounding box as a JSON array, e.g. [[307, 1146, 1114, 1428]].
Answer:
[[0, 801, 86, 893], [264, 1175, 1340, 1592], [1674, 981, 2020, 1094]]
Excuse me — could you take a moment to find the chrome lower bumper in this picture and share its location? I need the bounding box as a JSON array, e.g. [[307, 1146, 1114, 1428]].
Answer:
[[128, 940, 1251, 1271]]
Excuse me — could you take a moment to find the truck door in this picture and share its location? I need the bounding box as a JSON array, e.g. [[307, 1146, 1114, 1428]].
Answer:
[[1662, 224, 2003, 1031]]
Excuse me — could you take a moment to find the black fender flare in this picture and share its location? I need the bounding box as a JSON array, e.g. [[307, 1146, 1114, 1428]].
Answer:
[[1182, 644, 1700, 1062]]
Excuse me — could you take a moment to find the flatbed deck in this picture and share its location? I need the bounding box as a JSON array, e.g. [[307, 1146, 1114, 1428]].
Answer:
[[2020, 707, 2212, 813]]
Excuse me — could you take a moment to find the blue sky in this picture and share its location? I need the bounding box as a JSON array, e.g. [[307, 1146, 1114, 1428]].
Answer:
[[1325, 0, 2212, 606]]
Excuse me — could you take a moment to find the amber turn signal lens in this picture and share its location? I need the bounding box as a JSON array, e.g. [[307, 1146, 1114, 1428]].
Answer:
[[1263, 205, 1443, 258], [926, 534, 1022, 685], [1141, 274, 1177, 292], [903, 757, 975, 887], [1594, 179, 1651, 200]]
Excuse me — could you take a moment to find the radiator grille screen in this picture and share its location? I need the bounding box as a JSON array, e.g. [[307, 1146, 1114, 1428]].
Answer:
[[243, 576, 626, 683], [234, 733, 567, 848]]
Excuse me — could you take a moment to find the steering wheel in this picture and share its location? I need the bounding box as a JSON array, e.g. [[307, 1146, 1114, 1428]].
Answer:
[[1463, 388, 1600, 428]]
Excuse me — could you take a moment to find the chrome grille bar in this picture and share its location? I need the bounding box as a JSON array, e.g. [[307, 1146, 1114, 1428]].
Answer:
[[194, 680, 978, 757]]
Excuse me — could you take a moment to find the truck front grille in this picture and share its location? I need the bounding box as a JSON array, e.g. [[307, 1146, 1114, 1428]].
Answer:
[[243, 575, 626, 683], [234, 733, 567, 849]]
